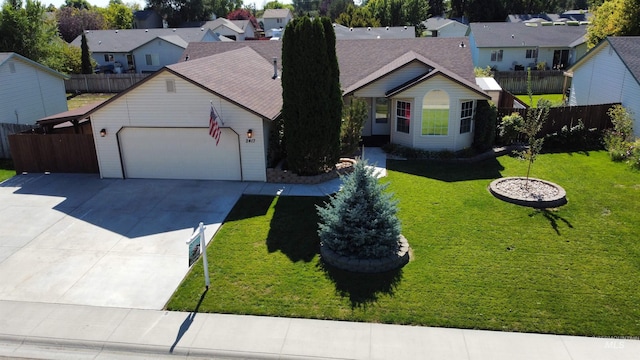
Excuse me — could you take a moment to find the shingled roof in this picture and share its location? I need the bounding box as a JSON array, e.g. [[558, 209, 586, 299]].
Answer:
[[70, 28, 215, 52], [168, 47, 282, 120], [183, 37, 480, 93], [607, 36, 640, 84], [470, 22, 587, 48]]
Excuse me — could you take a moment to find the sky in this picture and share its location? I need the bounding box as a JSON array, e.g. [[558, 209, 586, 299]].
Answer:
[[43, 0, 292, 11]]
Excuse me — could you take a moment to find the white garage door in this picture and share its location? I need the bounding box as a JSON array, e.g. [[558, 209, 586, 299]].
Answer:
[[119, 127, 241, 180]]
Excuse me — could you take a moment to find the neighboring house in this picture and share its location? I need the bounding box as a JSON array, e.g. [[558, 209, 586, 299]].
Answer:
[[422, 17, 469, 37], [200, 18, 256, 41], [468, 22, 588, 71], [566, 37, 640, 137], [506, 10, 591, 23], [0, 53, 68, 125], [84, 38, 488, 181], [70, 28, 222, 74], [262, 9, 293, 33], [333, 24, 415, 40], [133, 9, 163, 29]]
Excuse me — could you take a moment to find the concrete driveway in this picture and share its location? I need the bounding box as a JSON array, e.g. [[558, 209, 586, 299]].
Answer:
[[0, 173, 247, 310]]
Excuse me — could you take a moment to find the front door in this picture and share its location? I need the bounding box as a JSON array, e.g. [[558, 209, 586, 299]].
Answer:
[[553, 50, 569, 69], [371, 97, 390, 135]]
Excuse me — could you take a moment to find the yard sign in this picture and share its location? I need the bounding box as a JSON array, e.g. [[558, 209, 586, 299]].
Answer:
[[186, 222, 210, 288]]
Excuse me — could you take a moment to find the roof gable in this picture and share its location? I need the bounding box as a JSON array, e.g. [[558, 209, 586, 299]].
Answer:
[[0, 52, 69, 79], [263, 9, 291, 18]]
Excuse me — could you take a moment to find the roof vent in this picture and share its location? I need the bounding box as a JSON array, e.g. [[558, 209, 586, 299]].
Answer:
[[201, 27, 204, 31], [367, 27, 371, 31], [350, 27, 353, 31], [173, 28, 176, 32], [404, 26, 407, 30], [386, 26, 389, 30], [511, 34, 514, 38], [145, 29, 148, 32], [272, 57, 278, 79], [459, 42, 465, 47], [115, 30, 118, 33]]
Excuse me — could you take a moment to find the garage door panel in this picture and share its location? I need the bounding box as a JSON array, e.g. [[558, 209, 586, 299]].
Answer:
[[119, 127, 240, 180]]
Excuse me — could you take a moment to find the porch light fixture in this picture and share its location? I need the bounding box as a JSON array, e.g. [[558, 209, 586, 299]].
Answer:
[[100, 128, 107, 137], [247, 129, 253, 139]]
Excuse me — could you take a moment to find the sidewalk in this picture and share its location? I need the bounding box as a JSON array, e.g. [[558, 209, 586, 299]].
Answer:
[[1, 300, 638, 360], [1, 148, 638, 359]]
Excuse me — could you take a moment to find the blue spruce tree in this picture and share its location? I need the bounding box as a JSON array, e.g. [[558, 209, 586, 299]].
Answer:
[[317, 160, 401, 259]]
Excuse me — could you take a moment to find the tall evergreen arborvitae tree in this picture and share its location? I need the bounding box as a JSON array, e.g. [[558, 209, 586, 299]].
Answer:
[[281, 16, 342, 175], [80, 32, 93, 74]]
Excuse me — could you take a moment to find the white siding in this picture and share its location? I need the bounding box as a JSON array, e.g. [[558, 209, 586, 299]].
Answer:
[[391, 75, 486, 151], [570, 43, 640, 137], [92, 71, 267, 181], [133, 40, 185, 73], [0, 58, 67, 125], [353, 62, 430, 98]]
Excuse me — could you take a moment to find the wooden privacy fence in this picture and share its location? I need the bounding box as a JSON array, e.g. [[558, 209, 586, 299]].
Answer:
[[65, 73, 150, 93], [8, 133, 98, 174], [494, 70, 569, 95], [497, 103, 618, 136], [0, 123, 34, 159]]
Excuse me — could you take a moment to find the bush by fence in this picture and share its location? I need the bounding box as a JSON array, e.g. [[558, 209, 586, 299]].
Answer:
[[65, 73, 150, 93], [497, 103, 617, 137]]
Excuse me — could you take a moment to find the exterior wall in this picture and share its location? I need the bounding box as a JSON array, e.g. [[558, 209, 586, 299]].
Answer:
[[263, 13, 292, 32], [92, 52, 130, 72], [0, 58, 67, 125], [475, 46, 575, 71], [353, 62, 430, 98], [391, 75, 487, 151], [570, 43, 640, 137], [91, 71, 267, 181], [132, 40, 185, 73], [213, 25, 245, 41], [353, 62, 430, 137]]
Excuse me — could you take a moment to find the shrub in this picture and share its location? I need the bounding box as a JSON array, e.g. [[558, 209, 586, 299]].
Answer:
[[498, 112, 525, 145], [603, 105, 635, 162], [474, 66, 493, 77], [473, 100, 497, 152], [628, 139, 640, 170], [317, 160, 401, 259], [340, 97, 367, 156], [544, 120, 603, 152]]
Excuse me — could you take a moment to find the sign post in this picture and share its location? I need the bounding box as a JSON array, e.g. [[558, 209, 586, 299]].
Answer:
[[186, 222, 210, 288]]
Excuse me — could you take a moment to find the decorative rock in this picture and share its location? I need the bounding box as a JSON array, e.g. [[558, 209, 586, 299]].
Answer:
[[489, 177, 567, 208], [320, 235, 410, 273]]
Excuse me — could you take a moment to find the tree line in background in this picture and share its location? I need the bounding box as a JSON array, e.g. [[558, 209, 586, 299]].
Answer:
[[0, 0, 639, 75]]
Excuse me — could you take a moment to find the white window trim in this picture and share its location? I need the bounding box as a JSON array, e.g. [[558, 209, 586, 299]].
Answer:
[[395, 99, 412, 134], [459, 100, 475, 134]]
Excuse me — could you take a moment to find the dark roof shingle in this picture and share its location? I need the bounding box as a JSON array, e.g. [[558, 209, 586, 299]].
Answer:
[[470, 22, 587, 48], [608, 36, 640, 83]]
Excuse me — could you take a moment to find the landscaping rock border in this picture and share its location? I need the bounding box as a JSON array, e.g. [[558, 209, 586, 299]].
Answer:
[[266, 158, 356, 184], [489, 177, 568, 209], [320, 235, 410, 273]]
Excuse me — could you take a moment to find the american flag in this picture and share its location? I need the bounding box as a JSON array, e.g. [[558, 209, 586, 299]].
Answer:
[[209, 105, 221, 146]]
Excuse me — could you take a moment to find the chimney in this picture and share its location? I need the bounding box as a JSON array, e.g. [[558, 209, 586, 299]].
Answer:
[[272, 57, 278, 79]]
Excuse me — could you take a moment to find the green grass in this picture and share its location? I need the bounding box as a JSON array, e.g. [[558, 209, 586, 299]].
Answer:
[[67, 93, 115, 110], [167, 151, 640, 337], [516, 94, 564, 107], [0, 159, 15, 182]]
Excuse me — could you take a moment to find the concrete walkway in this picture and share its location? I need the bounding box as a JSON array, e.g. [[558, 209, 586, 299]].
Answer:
[[1, 147, 638, 359]]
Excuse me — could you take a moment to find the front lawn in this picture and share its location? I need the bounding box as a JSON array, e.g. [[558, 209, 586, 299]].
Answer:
[[0, 159, 14, 182], [167, 151, 640, 337]]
